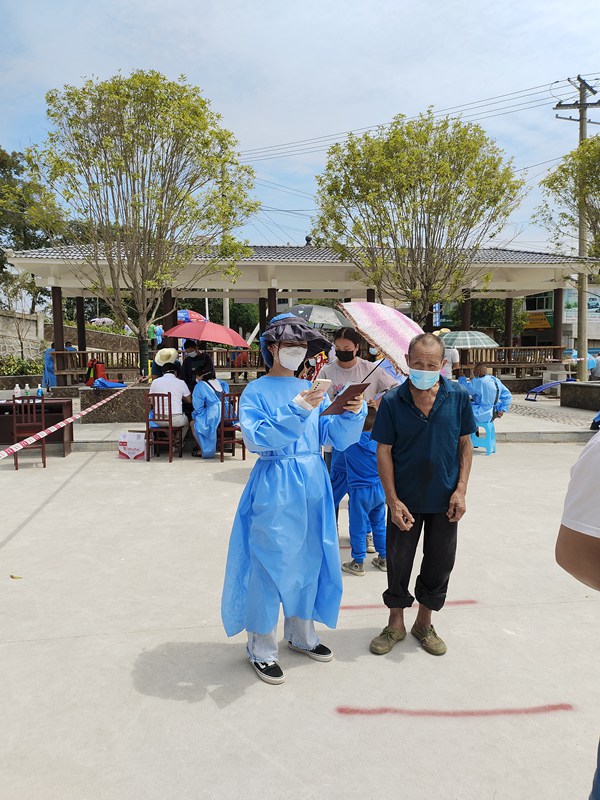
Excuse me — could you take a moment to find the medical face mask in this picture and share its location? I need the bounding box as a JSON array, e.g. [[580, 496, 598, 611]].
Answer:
[[335, 349, 356, 363], [186, 351, 198, 358], [368, 347, 379, 356], [277, 345, 308, 371], [409, 368, 440, 391]]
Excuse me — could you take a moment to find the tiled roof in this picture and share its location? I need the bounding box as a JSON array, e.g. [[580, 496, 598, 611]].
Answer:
[[11, 244, 584, 265]]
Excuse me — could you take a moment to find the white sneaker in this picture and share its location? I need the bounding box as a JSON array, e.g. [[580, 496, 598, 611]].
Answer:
[[366, 533, 376, 554]]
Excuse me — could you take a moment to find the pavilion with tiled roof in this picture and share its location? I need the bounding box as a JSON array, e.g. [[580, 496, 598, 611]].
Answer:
[[8, 243, 586, 354]]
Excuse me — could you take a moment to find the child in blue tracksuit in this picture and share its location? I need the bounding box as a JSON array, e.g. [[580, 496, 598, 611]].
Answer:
[[341, 407, 387, 576]]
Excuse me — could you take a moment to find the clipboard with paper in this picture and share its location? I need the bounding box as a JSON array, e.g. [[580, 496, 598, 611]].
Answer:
[[319, 382, 370, 416]]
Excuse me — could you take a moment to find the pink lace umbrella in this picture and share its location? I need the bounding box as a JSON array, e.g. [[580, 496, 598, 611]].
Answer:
[[339, 302, 424, 375]]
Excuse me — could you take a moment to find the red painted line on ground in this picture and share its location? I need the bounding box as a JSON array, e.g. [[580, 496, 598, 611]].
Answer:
[[337, 703, 574, 717], [339, 600, 477, 610]]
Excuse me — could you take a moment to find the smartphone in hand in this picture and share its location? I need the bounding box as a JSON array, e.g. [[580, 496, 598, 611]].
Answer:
[[311, 378, 332, 393]]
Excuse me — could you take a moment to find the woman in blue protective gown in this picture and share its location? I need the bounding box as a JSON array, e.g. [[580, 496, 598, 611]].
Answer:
[[221, 314, 367, 685], [42, 343, 57, 389], [190, 365, 230, 459]]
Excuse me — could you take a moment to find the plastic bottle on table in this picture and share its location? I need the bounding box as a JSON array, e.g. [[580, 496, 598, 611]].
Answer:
[[24, 383, 31, 396], [14, 383, 21, 397], [36, 384, 44, 397]]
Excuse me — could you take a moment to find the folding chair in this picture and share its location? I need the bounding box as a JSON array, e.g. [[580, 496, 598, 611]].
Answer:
[[217, 392, 246, 463], [12, 395, 47, 470], [145, 392, 184, 463]]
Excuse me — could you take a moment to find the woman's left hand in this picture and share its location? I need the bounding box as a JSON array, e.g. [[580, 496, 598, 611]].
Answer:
[[343, 393, 364, 414]]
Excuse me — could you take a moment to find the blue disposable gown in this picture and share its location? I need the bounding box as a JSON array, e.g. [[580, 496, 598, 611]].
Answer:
[[192, 378, 229, 459], [221, 375, 367, 636], [42, 348, 57, 388]]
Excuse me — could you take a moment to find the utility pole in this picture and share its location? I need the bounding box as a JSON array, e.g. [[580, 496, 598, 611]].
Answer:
[[220, 161, 230, 330], [554, 75, 600, 381]]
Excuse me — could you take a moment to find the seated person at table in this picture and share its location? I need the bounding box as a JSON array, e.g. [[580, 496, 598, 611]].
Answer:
[[149, 362, 190, 438], [151, 347, 181, 379], [190, 366, 230, 459], [180, 340, 215, 393], [458, 363, 512, 425], [42, 343, 57, 389]]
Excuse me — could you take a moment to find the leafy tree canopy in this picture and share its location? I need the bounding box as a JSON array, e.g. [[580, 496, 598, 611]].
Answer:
[[538, 135, 600, 261], [447, 297, 528, 339], [26, 70, 259, 364], [313, 109, 525, 324], [0, 147, 61, 311]]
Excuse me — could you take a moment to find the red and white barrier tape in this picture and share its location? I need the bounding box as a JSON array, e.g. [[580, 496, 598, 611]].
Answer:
[[0, 381, 146, 461]]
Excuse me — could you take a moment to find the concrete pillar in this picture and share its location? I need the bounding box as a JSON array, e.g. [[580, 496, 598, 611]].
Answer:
[[259, 297, 268, 333], [75, 296, 87, 353], [162, 289, 177, 348], [267, 287, 277, 321], [223, 290, 230, 328], [503, 298, 514, 347], [461, 290, 472, 331], [423, 305, 434, 333], [553, 288, 564, 348], [51, 286, 66, 386]]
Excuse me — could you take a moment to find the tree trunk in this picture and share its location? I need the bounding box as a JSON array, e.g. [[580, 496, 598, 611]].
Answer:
[[139, 337, 149, 377]]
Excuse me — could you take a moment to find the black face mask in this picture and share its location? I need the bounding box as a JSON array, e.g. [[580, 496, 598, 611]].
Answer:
[[335, 349, 356, 363]]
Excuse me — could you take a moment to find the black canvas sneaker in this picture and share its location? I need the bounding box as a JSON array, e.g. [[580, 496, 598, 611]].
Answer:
[[287, 642, 333, 662], [251, 660, 285, 685]]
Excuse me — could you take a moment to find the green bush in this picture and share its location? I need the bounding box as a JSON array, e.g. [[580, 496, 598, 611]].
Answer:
[[0, 355, 44, 376]]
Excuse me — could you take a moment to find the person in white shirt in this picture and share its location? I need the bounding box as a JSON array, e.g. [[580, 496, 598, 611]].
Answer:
[[149, 362, 191, 436], [442, 347, 460, 379], [555, 433, 600, 799], [318, 327, 400, 403], [433, 329, 460, 380], [318, 327, 400, 482]]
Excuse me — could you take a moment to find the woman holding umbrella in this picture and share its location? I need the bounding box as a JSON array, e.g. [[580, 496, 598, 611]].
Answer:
[[221, 314, 366, 685]]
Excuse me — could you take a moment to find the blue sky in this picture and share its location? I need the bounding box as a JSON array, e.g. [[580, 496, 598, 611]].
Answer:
[[1, 0, 599, 251]]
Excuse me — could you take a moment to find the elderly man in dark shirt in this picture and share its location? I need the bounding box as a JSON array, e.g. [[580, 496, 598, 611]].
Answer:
[[370, 332, 476, 657]]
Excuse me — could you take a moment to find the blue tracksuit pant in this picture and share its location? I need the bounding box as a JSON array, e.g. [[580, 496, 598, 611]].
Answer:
[[348, 484, 386, 563]]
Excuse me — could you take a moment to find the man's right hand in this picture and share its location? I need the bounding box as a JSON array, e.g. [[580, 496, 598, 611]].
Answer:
[[389, 498, 415, 531]]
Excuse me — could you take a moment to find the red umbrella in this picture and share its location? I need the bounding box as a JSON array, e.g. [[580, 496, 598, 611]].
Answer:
[[163, 320, 249, 348]]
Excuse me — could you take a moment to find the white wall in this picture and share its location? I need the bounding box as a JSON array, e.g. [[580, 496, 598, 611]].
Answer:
[[0, 309, 45, 358]]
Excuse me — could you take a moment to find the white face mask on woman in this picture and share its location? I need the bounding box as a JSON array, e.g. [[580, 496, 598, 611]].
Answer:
[[277, 345, 308, 372]]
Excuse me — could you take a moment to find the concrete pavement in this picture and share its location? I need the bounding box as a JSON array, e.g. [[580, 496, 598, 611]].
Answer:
[[1, 438, 600, 799]]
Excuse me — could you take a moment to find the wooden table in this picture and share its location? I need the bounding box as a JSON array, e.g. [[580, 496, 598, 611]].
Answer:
[[0, 398, 74, 456]]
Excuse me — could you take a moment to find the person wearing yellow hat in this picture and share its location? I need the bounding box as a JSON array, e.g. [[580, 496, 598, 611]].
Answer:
[[152, 347, 181, 379]]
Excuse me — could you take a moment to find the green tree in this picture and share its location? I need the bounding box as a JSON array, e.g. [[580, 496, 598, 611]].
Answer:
[[313, 110, 525, 325], [538, 135, 600, 260], [0, 147, 59, 312], [27, 70, 259, 371], [447, 297, 528, 340]]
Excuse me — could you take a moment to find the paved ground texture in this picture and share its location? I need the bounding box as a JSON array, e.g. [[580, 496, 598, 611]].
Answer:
[[1, 439, 599, 799]]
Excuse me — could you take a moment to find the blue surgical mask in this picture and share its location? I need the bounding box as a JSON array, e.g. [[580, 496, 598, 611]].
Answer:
[[368, 347, 379, 356], [409, 368, 440, 391]]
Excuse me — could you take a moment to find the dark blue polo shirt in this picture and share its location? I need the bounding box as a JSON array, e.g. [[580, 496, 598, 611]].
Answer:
[[371, 376, 477, 514]]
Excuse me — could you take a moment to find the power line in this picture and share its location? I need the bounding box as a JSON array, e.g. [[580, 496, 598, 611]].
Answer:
[[239, 78, 599, 163], [242, 96, 574, 163], [240, 80, 578, 156]]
